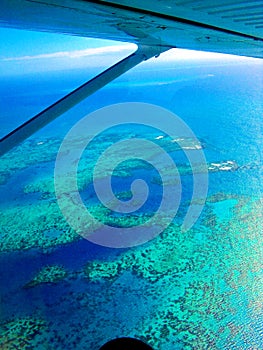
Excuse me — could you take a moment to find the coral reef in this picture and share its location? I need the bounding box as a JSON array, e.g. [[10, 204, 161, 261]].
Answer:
[[0, 138, 61, 186], [24, 265, 67, 288], [0, 196, 262, 349], [82, 197, 263, 349], [0, 317, 46, 349], [1, 130, 262, 348], [85, 260, 121, 282], [0, 200, 80, 252]]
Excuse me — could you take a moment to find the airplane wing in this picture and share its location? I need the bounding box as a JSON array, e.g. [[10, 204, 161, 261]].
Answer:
[[1, 0, 263, 155], [0, 0, 263, 59]]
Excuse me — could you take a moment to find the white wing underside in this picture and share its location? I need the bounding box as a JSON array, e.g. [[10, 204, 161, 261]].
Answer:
[[1, 0, 263, 58]]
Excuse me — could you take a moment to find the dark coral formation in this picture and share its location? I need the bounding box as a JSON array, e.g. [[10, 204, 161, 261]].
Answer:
[[24, 265, 67, 288]]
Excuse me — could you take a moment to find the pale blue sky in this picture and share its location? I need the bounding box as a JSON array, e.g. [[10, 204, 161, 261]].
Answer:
[[0, 27, 131, 57], [0, 27, 135, 75]]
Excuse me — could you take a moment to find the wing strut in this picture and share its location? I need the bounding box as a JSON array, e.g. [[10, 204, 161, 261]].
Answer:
[[0, 45, 170, 157]]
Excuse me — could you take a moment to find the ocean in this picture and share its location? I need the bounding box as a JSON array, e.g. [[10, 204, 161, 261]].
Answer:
[[0, 58, 262, 349]]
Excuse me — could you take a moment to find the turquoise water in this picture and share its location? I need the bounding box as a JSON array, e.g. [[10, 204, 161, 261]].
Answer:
[[0, 60, 263, 349]]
